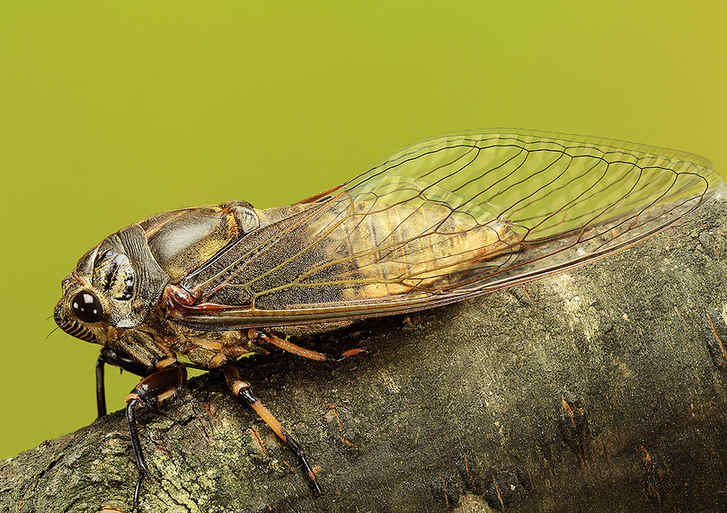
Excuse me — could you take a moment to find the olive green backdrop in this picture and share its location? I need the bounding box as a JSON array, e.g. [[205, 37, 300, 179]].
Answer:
[[1, 1, 725, 459]]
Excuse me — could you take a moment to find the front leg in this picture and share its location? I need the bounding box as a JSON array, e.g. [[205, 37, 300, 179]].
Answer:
[[124, 362, 187, 510], [223, 364, 323, 496], [96, 346, 153, 417]]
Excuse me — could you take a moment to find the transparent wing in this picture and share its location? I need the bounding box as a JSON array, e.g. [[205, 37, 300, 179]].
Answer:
[[175, 130, 721, 329]]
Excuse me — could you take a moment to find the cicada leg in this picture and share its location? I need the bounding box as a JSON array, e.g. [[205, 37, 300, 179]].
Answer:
[[124, 363, 187, 510], [223, 364, 323, 496], [96, 346, 153, 418], [251, 329, 367, 362]]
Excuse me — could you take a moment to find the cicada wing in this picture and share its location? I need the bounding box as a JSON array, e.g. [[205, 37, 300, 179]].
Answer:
[[176, 130, 721, 330]]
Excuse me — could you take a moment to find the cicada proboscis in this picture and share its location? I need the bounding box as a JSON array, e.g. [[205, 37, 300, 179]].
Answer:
[[53, 130, 722, 508]]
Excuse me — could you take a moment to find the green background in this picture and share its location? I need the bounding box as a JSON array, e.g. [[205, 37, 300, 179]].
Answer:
[[1, 1, 726, 459]]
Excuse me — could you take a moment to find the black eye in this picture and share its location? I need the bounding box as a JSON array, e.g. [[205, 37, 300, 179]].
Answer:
[[71, 291, 103, 323]]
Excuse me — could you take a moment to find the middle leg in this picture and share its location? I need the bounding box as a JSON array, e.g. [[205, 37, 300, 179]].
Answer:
[[96, 345, 153, 418]]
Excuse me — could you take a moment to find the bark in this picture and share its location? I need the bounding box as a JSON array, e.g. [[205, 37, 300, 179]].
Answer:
[[2, 198, 726, 513]]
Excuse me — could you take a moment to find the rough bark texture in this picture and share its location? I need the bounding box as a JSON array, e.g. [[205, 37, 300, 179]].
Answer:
[[2, 199, 726, 513]]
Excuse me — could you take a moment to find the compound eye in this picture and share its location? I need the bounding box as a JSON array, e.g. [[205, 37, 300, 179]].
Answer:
[[71, 291, 103, 323]]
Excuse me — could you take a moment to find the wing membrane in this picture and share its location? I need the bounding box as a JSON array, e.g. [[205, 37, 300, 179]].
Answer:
[[176, 130, 720, 329]]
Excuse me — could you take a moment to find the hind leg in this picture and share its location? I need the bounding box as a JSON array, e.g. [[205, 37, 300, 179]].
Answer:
[[251, 329, 367, 362], [223, 363, 322, 495]]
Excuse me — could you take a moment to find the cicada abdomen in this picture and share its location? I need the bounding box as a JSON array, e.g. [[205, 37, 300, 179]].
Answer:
[[305, 180, 523, 302]]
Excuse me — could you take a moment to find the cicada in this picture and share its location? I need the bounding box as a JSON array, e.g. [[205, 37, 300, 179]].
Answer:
[[53, 130, 721, 508]]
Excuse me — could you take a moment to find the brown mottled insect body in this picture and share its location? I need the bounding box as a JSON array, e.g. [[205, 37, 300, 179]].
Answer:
[[53, 130, 721, 508]]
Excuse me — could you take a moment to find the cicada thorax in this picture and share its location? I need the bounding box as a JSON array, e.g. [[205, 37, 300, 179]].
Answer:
[[141, 201, 259, 282], [130, 201, 268, 366]]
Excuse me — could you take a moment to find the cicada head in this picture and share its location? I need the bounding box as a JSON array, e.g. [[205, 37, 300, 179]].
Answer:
[[54, 224, 170, 345]]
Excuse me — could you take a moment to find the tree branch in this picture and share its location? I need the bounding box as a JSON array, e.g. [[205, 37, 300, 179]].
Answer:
[[2, 199, 726, 513]]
